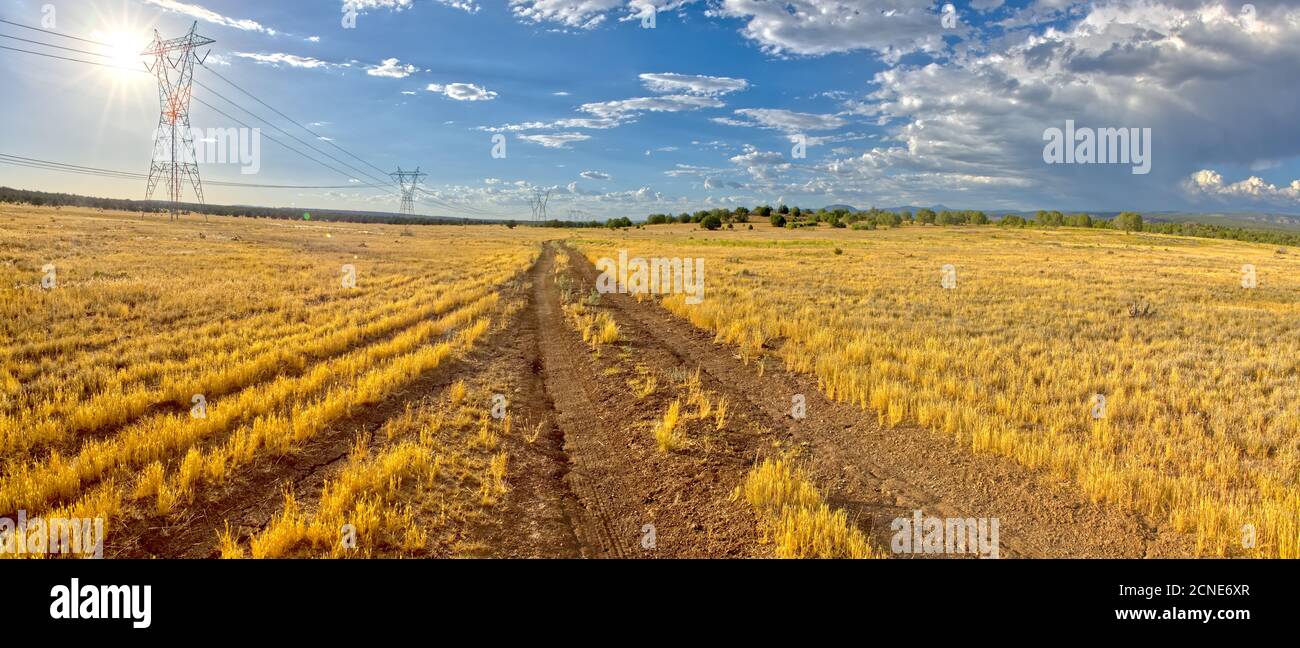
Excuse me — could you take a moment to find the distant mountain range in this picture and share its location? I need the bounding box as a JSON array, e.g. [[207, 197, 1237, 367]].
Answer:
[[819, 205, 1300, 232]]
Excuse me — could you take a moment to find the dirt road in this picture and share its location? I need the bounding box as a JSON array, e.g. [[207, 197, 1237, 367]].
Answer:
[[113, 242, 1194, 558]]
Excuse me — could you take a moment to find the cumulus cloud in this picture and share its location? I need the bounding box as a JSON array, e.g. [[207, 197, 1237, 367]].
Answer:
[[509, 0, 624, 29], [806, 1, 1300, 209], [427, 82, 498, 101], [367, 58, 418, 78], [1185, 169, 1300, 205], [580, 170, 611, 180], [709, 0, 949, 60]]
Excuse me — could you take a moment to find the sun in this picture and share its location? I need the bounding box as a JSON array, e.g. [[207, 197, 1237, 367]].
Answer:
[[90, 27, 152, 77]]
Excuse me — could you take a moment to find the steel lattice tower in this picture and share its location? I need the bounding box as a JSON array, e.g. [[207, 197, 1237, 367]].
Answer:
[[143, 22, 214, 221], [391, 167, 426, 216]]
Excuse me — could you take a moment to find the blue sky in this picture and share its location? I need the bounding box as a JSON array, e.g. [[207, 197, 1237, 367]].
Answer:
[[2, 0, 1300, 218]]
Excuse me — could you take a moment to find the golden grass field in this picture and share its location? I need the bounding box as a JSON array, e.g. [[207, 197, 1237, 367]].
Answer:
[[4, 204, 1298, 558], [0, 205, 553, 557], [572, 223, 1300, 557]]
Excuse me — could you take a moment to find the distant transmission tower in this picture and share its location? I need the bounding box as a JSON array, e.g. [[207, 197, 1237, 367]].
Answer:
[[143, 22, 214, 221], [390, 167, 427, 217], [529, 188, 552, 222]]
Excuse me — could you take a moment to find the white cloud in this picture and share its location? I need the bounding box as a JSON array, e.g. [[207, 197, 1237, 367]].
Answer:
[[427, 83, 498, 101], [367, 58, 418, 78], [518, 132, 592, 148], [141, 0, 278, 34], [343, 0, 414, 11], [793, 1, 1300, 209], [509, 0, 624, 29], [580, 94, 723, 120], [639, 72, 749, 95], [710, 0, 948, 60], [580, 170, 610, 180], [231, 52, 344, 69], [723, 108, 848, 132], [1185, 170, 1300, 204]]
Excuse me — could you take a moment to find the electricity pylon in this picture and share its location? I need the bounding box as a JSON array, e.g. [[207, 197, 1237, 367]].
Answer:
[[143, 22, 214, 221], [529, 188, 551, 222], [391, 167, 426, 216]]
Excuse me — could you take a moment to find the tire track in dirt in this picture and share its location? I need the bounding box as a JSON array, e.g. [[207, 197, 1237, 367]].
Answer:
[[561, 243, 1197, 558], [111, 270, 585, 558], [531, 246, 635, 557], [532, 243, 764, 558]]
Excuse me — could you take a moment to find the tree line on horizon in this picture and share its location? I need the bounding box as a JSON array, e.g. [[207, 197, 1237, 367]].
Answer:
[[642, 204, 1300, 248], [6, 185, 1299, 248]]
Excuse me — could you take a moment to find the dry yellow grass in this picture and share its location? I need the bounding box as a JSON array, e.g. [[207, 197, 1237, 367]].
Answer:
[[653, 400, 685, 452], [579, 223, 1300, 557], [0, 206, 548, 539], [241, 381, 519, 558], [738, 456, 878, 559]]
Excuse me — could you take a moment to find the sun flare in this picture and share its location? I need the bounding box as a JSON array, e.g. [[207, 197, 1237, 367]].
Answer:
[[91, 28, 151, 76]]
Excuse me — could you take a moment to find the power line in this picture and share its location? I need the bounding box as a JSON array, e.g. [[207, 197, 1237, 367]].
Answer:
[[0, 31, 114, 58], [193, 77, 399, 191], [414, 187, 528, 219], [0, 17, 112, 47], [0, 18, 520, 220], [0, 41, 395, 196], [0, 153, 392, 189], [190, 96, 398, 195], [0, 43, 141, 72], [197, 66, 532, 220], [198, 61, 397, 183]]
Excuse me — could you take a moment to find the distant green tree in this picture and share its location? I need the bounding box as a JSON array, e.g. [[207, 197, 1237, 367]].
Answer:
[[701, 214, 723, 230], [770, 213, 787, 228], [1064, 213, 1092, 228], [1115, 212, 1144, 232]]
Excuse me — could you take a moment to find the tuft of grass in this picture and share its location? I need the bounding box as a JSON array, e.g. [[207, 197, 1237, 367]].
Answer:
[[480, 452, 509, 505], [594, 314, 620, 345], [738, 457, 879, 559], [654, 400, 685, 452], [629, 373, 658, 399], [218, 521, 244, 559], [448, 380, 467, 406]]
